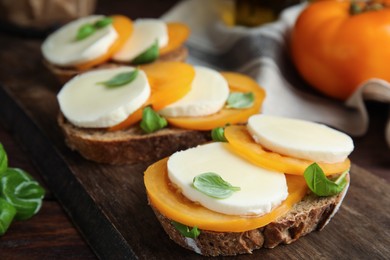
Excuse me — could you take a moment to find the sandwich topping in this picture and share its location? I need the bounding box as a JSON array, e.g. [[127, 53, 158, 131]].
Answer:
[[247, 115, 354, 164], [57, 63, 265, 133], [158, 66, 230, 117], [161, 71, 265, 131], [42, 15, 189, 71], [112, 19, 168, 63], [224, 124, 352, 175], [167, 142, 288, 216], [42, 15, 130, 68], [57, 66, 150, 128]]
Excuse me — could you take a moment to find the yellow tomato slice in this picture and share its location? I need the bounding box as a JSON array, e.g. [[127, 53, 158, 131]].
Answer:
[[108, 62, 195, 131], [159, 23, 190, 55], [75, 15, 133, 71], [224, 125, 351, 175], [165, 72, 266, 130], [144, 156, 308, 232]]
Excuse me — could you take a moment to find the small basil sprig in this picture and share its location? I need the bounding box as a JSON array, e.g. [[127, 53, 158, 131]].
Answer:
[[76, 17, 113, 41], [171, 221, 200, 239], [140, 106, 167, 133], [0, 143, 45, 235], [98, 69, 139, 88], [132, 40, 159, 64], [226, 92, 254, 109], [304, 163, 348, 197], [211, 127, 227, 142], [193, 172, 240, 199]]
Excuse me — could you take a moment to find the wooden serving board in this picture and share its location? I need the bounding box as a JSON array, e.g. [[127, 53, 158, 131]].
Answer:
[[0, 34, 389, 260]]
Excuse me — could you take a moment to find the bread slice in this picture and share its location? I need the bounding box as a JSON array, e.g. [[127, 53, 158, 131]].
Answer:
[[45, 46, 188, 84], [58, 113, 210, 164], [149, 175, 349, 256]]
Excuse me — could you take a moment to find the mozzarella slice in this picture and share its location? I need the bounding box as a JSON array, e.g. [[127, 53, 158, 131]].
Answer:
[[42, 15, 118, 67], [112, 19, 168, 62], [58, 67, 150, 128], [247, 114, 354, 164], [167, 142, 288, 216], [159, 66, 229, 117]]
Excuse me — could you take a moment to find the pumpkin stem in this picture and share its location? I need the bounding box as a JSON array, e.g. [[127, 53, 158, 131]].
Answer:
[[350, 0, 386, 15], [350, 2, 362, 14]]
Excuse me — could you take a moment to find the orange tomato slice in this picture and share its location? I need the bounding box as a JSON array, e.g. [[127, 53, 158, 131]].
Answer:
[[159, 23, 190, 55], [165, 72, 266, 130], [224, 125, 351, 175], [75, 15, 133, 71], [108, 107, 143, 132], [140, 62, 195, 110], [108, 62, 195, 131], [144, 157, 308, 232]]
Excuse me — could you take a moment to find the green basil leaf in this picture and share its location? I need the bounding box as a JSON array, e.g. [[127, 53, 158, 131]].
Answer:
[[211, 127, 227, 142], [171, 221, 200, 239], [303, 163, 348, 197], [98, 70, 139, 88], [0, 143, 8, 173], [140, 106, 167, 133], [193, 172, 240, 199], [1, 168, 45, 220], [132, 40, 159, 64], [76, 23, 96, 41], [226, 92, 254, 109], [94, 17, 113, 28], [0, 197, 16, 236]]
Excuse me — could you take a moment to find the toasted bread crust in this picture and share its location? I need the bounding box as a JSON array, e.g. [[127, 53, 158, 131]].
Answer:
[[149, 178, 349, 256], [58, 113, 210, 164], [45, 46, 188, 84]]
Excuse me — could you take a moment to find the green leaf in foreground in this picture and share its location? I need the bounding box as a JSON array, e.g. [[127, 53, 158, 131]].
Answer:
[[0, 198, 16, 235], [132, 40, 159, 64], [76, 23, 96, 41], [1, 168, 45, 220], [139, 106, 167, 133], [0, 143, 8, 173], [172, 221, 200, 239], [98, 69, 139, 88], [193, 172, 240, 199], [303, 163, 348, 197], [226, 92, 254, 109], [211, 127, 227, 142]]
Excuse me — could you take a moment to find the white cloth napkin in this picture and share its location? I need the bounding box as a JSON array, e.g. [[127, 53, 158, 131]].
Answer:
[[162, 0, 390, 146]]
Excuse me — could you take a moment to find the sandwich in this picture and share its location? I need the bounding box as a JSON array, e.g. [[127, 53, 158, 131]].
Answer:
[[57, 62, 265, 164], [144, 114, 354, 256], [41, 15, 189, 83]]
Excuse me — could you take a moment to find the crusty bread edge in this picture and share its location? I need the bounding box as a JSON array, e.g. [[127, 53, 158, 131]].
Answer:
[[149, 174, 350, 256], [44, 46, 188, 84], [58, 113, 210, 164]]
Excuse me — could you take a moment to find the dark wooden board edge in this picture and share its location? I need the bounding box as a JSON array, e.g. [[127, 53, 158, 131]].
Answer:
[[0, 86, 136, 259]]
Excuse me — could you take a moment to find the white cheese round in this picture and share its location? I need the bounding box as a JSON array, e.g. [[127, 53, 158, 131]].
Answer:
[[112, 19, 168, 62], [42, 15, 118, 67], [57, 66, 150, 128], [247, 114, 354, 163], [167, 142, 288, 216], [159, 66, 229, 117]]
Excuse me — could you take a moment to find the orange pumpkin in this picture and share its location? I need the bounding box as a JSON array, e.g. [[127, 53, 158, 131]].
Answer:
[[290, 0, 390, 100]]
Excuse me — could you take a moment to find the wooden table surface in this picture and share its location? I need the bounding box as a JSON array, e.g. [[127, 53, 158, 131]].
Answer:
[[0, 1, 389, 259]]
